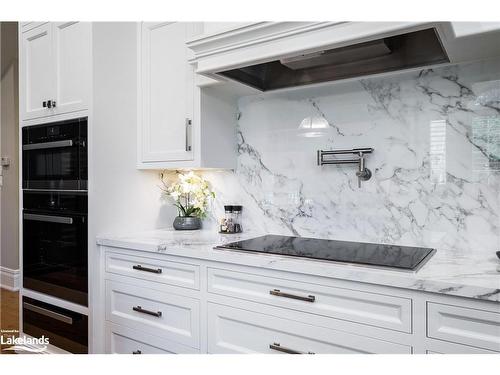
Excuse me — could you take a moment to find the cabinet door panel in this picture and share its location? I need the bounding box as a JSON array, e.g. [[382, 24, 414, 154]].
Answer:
[[20, 23, 55, 120], [140, 22, 194, 163], [208, 303, 411, 354], [53, 22, 91, 115]]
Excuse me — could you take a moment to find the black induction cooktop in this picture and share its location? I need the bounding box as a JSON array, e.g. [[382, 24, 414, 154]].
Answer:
[[216, 235, 435, 271]]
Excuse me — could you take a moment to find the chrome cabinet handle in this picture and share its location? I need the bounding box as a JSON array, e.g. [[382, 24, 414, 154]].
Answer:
[[132, 265, 162, 274], [132, 306, 162, 318], [185, 118, 192, 152], [132, 350, 142, 354], [23, 139, 73, 150], [269, 289, 315, 303], [23, 302, 73, 325], [269, 342, 314, 355], [24, 213, 74, 225]]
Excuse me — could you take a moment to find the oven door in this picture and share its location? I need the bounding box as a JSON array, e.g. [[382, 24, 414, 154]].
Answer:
[[23, 211, 88, 306], [22, 139, 86, 190], [23, 297, 88, 354], [22, 119, 87, 190]]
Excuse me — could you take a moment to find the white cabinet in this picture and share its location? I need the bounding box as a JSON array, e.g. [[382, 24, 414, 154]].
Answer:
[[427, 302, 500, 352], [105, 280, 200, 349], [106, 322, 199, 354], [137, 22, 236, 170], [207, 267, 412, 333], [207, 303, 411, 354], [52, 22, 91, 116], [97, 246, 500, 354], [20, 23, 55, 120], [20, 22, 91, 121], [139, 22, 194, 164]]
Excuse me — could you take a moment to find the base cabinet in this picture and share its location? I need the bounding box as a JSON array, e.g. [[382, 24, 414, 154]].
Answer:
[[207, 303, 411, 354], [106, 323, 199, 354], [427, 302, 500, 352], [105, 280, 200, 349], [98, 246, 500, 354]]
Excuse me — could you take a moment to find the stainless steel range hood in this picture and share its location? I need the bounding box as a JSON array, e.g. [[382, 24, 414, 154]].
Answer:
[[217, 28, 449, 91]]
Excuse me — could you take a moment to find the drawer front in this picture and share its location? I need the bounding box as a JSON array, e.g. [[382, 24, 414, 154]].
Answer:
[[105, 322, 199, 354], [427, 302, 500, 352], [207, 303, 411, 354], [105, 280, 200, 348], [105, 250, 199, 290], [208, 267, 412, 333]]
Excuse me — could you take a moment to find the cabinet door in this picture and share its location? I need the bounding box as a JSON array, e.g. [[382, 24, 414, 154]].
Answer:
[[139, 22, 194, 163], [52, 22, 91, 115], [207, 303, 411, 354], [20, 23, 55, 120]]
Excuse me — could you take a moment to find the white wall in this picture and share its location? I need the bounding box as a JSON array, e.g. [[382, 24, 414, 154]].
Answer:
[[0, 22, 19, 271]]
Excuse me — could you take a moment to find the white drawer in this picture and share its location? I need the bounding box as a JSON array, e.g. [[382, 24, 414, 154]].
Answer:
[[427, 302, 500, 352], [208, 267, 412, 333], [105, 322, 199, 354], [207, 303, 411, 354], [105, 280, 200, 349], [105, 250, 199, 290]]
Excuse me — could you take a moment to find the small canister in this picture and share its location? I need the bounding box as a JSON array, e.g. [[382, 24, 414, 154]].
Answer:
[[232, 205, 243, 233], [221, 205, 233, 233]]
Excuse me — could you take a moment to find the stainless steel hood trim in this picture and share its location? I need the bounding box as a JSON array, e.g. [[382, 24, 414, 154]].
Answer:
[[188, 22, 438, 75], [217, 28, 450, 92]]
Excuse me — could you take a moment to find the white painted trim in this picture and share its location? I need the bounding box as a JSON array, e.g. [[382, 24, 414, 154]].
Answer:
[[0, 266, 20, 291]]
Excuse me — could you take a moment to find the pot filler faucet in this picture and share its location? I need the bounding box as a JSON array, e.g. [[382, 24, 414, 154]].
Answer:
[[317, 148, 374, 188]]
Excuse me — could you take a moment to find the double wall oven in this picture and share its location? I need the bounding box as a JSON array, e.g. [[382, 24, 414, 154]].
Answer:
[[22, 117, 88, 353]]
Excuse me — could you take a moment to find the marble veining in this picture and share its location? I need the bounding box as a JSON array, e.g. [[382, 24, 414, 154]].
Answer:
[[197, 58, 500, 259]]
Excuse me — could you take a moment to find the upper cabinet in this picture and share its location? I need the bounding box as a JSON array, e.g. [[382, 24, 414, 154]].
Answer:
[[137, 22, 236, 170], [20, 22, 91, 122], [20, 23, 55, 120], [139, 22, 195, 164]]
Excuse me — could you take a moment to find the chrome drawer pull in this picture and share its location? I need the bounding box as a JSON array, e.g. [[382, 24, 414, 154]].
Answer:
[[185, 118, 192, 152], [132, 350, 142, 354], [269, 289, 316, 303], [24, 213, 73, 225], [269, 342, 314, 355], [132, 306, 162, 318], [23, 139, 73, 150], [132, 265, 162, 274], [23, 302, 73, 325]]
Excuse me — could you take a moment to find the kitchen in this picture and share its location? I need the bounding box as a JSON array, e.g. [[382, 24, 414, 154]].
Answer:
[[0, 1, 499, 373]]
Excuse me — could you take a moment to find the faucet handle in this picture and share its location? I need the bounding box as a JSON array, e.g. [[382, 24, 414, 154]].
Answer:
[[356, 167, 372, 188]]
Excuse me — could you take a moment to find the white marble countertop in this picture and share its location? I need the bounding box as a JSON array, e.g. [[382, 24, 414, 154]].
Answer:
[[97, 228, 500, 303]]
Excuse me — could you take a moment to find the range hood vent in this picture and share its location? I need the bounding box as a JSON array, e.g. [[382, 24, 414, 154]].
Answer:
[[217, 28, 449, 91]]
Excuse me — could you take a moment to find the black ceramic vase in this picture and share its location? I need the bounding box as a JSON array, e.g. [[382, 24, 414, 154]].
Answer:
[[173, 216, 202, 230]]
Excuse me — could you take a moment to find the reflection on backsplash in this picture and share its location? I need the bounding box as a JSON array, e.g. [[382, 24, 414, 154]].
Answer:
[[199, 57, 500, 254]]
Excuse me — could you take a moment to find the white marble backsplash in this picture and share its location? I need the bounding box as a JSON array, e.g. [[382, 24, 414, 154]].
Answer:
[[200, 58, 500, 255]]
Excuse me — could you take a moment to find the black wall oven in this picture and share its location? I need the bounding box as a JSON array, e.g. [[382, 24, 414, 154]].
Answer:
[[22, 118, 88, 353], [23, 190, 88, 306], [22, 117, 87, 190]]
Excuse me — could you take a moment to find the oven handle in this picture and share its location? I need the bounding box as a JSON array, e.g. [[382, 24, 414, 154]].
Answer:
[[23, 302, 73, 325], [23, 139, 73, 151], [24, 213, 74, 225]]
